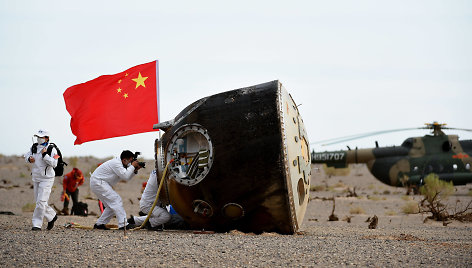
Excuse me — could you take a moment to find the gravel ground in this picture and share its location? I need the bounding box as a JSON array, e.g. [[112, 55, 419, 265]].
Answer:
[[1, 156, 471, 267], [0, 214, 471, 267]]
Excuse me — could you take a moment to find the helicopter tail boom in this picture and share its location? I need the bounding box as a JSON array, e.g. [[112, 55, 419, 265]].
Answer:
[[312, 148, 376, 168]]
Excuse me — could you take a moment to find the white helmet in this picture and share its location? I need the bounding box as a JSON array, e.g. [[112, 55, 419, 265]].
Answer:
[[34, 129, 50, 138]]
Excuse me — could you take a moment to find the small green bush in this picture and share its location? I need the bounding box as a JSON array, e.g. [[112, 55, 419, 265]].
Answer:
[[420, 173, 454, 203]]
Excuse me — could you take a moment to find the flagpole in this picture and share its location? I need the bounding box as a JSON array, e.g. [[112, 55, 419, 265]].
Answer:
[[155, 60, 160, 124]]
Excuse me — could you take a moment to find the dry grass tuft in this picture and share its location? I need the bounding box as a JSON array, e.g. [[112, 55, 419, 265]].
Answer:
[[22, 203, 35, 212], [401, 195, 411, 201], [385, 210, 397, 216], [349, 206, 366, 214], [402, 201, 419, 214], [368, 195, 381, 201]]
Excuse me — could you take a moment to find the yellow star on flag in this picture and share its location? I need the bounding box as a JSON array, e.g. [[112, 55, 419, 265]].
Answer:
[[123, 93, 128, 99], [118, 79, 122, 84], [117, 88, 122, 93], [132, 72, 148, 89]]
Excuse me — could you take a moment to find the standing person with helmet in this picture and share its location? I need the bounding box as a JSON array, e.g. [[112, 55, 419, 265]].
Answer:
[[90, 150, 143, 230], [24, 129, 58, 231], [61, 168, 84, 215]]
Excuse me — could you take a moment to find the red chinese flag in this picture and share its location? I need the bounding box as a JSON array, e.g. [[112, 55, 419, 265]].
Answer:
[[63, 61, 160, 145]]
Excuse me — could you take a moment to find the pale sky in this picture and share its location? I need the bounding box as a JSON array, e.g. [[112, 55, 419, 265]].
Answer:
[[1, 0, 471, 159]]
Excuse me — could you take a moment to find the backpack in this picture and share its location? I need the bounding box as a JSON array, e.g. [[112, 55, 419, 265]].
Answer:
[[31, 142, 68, 177], [71, 202, 88, 217]]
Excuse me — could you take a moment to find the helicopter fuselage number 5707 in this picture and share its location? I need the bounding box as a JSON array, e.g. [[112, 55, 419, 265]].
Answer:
[[313, 152, 345, 161]]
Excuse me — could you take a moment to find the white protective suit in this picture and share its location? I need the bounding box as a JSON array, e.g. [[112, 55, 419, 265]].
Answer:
[[90, 157, 136, 228], [132, 170, 171, 228], [24, 143, 58, 228]]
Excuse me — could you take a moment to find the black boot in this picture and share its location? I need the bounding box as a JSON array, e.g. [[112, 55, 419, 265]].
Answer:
[[127, 215, 135, 225], [47, 215, 57, 230], [93, 224, 110, 230], [119, 224, 136, 230]]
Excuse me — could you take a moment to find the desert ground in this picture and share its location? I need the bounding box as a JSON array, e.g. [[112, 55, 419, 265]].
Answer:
[[0, 154, 471, 267]]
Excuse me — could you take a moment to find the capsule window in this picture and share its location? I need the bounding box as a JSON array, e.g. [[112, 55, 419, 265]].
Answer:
[[453, 164, 458, 171], [466, 163, 470, 170], [167, 124, 213, 186]]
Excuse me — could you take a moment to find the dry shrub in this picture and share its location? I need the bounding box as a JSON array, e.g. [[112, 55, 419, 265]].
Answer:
[[418, 173, 470, 221], [346, 187, 358, 197], [402, 201, 419, 214], [350, 206, 365, 214]]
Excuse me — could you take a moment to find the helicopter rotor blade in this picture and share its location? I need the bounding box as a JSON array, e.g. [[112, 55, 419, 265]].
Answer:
[[310, 123, 472, 147], [442, 127, 472, 132], [311, 128, 421, 146]]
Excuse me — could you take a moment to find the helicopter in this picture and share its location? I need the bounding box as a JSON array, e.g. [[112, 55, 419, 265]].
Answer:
[[311, 122, 472, 188]]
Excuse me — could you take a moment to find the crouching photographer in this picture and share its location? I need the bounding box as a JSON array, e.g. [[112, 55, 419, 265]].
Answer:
[[89, 150, 144, 230]]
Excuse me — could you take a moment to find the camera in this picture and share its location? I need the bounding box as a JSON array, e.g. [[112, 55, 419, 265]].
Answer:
[[133, 152, 146, 168]]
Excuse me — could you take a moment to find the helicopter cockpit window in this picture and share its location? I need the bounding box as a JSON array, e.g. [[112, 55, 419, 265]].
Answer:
[[401, 138, 413, 149], [453, 164, 458, 171], [442, 141, 452, 152], [166, 124, 214, 186]]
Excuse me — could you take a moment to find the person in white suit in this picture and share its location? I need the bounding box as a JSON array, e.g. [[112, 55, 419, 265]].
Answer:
[[127, 170, 171, 230], [90, 150, 142, 230], [24, 129, 58, 231]]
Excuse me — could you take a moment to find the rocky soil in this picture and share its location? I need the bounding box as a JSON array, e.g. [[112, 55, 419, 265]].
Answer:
[[0, 155, 471, 267]]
